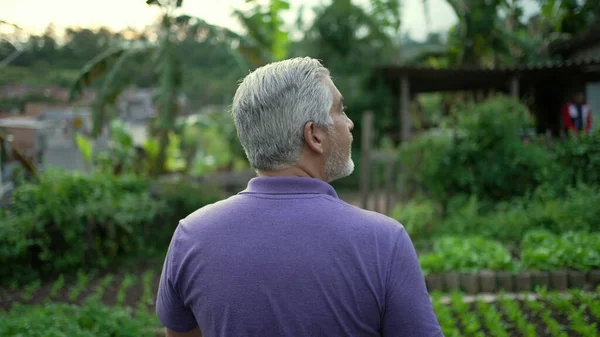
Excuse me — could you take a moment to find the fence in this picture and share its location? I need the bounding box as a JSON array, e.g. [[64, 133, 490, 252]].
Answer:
[[358, 111, 402, 215]]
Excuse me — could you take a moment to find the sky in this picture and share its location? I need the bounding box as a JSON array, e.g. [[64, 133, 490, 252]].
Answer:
[[2, 0, 541, 41]]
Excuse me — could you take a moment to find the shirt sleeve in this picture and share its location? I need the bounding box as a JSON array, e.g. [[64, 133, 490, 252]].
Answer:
[[156, 225, 199, 333], [381, 228, 443, 337]]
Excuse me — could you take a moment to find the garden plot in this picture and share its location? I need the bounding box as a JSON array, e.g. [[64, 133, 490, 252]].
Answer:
[[2, 267, 600, 337], [433, 288, 600, 337], [0, 264, 161, 315]]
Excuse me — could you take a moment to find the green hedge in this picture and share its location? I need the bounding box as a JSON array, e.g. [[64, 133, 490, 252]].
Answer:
[[419, 231, 600, 275], [399, 96, 551, 208], [393, 184, 600, 243], [521, 230, 600, 272], [419, 236, 514, 275], [551, 130, 600, 190], [0, 169, 223, 285], [0, 301, 156, 337], [398, 96, 600, 216]]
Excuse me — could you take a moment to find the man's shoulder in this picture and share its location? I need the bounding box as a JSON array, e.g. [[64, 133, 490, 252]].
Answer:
[[181, 194, 243, 223], [319, 195, 406, 234], [179, 193, 406, 236]]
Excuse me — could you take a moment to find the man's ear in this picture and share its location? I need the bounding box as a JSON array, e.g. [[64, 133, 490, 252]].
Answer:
[[303, 121, 326, 154]]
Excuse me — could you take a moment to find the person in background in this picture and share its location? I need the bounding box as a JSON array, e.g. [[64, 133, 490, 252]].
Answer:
[[562, 91, 592, 135], [156, 57, 442, 337]]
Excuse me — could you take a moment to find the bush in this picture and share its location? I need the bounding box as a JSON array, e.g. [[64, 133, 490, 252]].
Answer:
[[411, 184, 600, 243], [0, 170, 167, 285], [418, 230, 600, 275], [153, 177, 225, 223], [549, 129, 600, 192], [391, 198, 440, 242], [419, 236, 514, 275], [0, 169, 228, 285], [520, 230, 600, 272], [399, 96, 552, 209], [0, 301, 156, 337]]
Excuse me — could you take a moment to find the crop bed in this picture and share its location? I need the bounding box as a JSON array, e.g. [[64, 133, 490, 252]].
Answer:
[[433, 288, 600, 337], [0, 264, 162, 315], [1, 268, 599, 337]]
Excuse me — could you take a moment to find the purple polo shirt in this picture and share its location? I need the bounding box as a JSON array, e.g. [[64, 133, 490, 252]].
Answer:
[[156, 177, 442, 337]]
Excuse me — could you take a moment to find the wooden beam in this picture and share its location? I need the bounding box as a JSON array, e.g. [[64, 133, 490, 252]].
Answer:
[[400, 76, 411, 142]]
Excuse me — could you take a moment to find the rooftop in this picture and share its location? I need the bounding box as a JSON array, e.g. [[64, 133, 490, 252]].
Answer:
[[0, 117, 57, 129], [373, 56, 600, 93]]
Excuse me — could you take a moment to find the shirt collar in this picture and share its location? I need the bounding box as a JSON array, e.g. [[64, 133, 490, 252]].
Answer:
[[240, 176, 339, 199]]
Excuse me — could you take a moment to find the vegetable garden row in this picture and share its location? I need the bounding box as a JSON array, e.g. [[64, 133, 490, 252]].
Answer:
[[1, 267, 599, 337], [419, 230, 600, 293], [433, 288, 600, 337]]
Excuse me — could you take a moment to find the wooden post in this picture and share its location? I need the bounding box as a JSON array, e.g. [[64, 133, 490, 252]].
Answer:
[[360, 111, 374, 210], [384, 159, 395, 215], [510, 76, 520, 99], [373, 164, 380, 213], [400, 76, 411, 142]]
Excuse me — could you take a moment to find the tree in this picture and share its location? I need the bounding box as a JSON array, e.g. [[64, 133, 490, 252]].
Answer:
[[232, 0, 291, 68], [69, 0, 235, 174], [412, 0, 559, 67], [292, 0, 399, 144], [0, 21, 26, 70], [537, 0, 600, 35]]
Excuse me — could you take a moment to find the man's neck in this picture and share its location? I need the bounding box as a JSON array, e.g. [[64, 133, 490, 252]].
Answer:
[[257, 165, 325, 181]]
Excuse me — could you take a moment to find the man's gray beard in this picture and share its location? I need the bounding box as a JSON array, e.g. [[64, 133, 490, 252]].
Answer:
[[324, 138, 354, 182]]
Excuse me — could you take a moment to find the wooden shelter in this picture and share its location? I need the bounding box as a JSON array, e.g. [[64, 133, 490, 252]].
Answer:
[[373, 56, 600, 140]]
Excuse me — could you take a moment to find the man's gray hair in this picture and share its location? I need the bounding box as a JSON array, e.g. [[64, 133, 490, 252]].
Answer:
[[231, 57, 333, 171]]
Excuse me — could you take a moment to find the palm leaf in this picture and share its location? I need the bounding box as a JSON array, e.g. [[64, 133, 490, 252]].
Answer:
[[89, 47, 152, 136], [69, 47, 127, 101], [232, 10, 271, 52]]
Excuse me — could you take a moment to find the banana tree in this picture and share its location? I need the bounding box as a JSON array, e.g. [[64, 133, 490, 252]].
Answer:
[[0, 21, 26, 69], [537, 0, 600, 35], [413, 0, 555, 67], [69, 0, 248, 175], [232, 0, 291, 68]]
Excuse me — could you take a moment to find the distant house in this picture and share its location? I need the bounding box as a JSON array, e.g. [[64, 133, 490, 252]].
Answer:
[[0, 86, 166, 177]]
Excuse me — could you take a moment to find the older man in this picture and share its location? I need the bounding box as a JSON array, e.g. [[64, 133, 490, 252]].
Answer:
[[156, 57, 442, 337]]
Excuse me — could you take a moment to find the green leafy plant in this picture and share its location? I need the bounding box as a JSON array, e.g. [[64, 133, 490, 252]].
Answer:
[[431, 292, 460, 337], [0, 301, 154, 337], [417, 184, 600, 243], [521, 231, 600, 272], [137, 270, 155, 312], [477, 299, 510, 337], [116, 274, 137, 307], [75, 133, 94, 169], [20, 280, 41, 302], [419, 236, 514, 275], [500, 295, 537, 337], [48, 274, 65, 300], [391, 198, 440, 242], [0, 169, 168, 285], [430, 289, 599, 336], [399, 96, 551, 209], [86, 274, 114, 303], [549, 129, 600, 192], [69, 270, 92, 302]]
